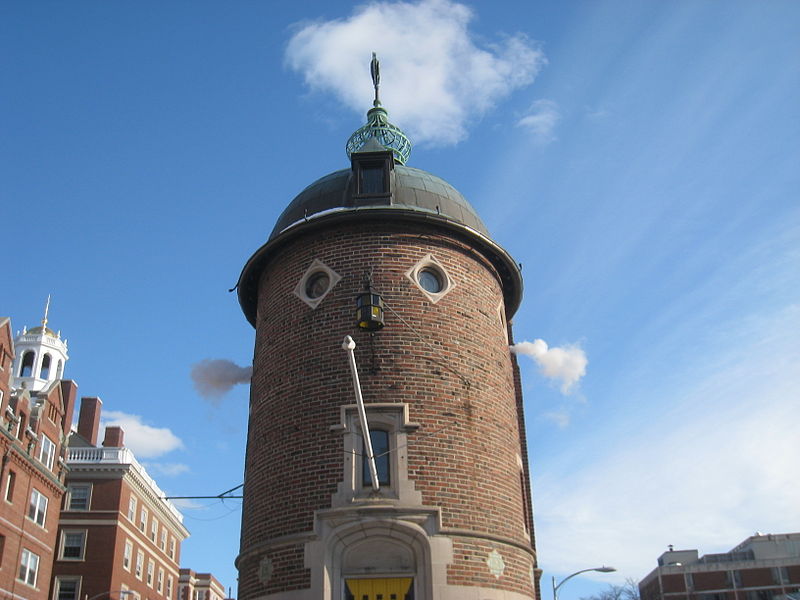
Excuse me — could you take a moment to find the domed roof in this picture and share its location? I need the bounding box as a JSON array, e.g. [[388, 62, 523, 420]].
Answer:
[[269, 164, 490, 240], [27, 325, 57, 337]]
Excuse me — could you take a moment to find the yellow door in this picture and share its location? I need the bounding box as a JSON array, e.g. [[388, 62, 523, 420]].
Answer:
[[345, 577, 413, 600]]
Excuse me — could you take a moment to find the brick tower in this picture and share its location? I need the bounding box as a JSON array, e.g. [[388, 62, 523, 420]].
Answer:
[[235, 57, 540, 600]]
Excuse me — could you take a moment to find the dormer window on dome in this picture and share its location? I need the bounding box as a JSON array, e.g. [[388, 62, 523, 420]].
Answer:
[[350, 141, 393, 205]]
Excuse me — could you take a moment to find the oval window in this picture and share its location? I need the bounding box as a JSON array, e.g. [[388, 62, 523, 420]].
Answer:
[[418, 268, 443, 293], [305, 272, 331, 299]]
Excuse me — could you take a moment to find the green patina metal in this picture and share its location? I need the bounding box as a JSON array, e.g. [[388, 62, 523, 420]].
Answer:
[[345, 54, 413, 165]]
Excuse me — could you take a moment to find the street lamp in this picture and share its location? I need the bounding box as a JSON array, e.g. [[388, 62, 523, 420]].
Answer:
[[553, 566, 617, 600], [86, 590, 134, 600]]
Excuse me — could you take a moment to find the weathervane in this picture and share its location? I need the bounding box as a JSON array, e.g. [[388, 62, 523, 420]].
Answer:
[[370, 52, 381, 107], [42, 294, 51, 329]]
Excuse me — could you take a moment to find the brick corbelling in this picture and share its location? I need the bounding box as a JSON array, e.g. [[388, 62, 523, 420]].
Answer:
[[240, 221, 531, 591]]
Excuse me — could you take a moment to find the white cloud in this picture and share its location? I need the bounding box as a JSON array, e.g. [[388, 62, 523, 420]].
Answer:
[[143, 462, 190, 477], [101, 410, 184, 459], [511, 339, 588, 393], [285, 0, 546, 146], [543, 410, 571, 429], [517, 99, 560, 142], [169, 498, 206, 511]]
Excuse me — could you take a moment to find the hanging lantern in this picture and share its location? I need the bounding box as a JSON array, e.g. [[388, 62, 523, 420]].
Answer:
[[356, 287, 384, 331]]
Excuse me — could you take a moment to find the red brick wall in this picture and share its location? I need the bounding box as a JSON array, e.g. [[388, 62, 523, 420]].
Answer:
[[239, 221, 534, 597]]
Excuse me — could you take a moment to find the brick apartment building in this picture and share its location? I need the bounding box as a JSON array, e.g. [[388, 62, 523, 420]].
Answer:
[[2, 310, 225, 600], [0, 314, 76, 600], [639, 533, 800, 600], [178, 569, 225, 600], [233, 58, 539, 600], [51, 396, 190, 600]]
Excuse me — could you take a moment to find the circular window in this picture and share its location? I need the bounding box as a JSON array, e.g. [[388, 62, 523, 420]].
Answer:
[[418, 267, 444, 293], [305, 271, 330, 299]]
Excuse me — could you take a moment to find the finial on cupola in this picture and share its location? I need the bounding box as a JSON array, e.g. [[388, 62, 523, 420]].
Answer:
[[345, 52, 412, 165]]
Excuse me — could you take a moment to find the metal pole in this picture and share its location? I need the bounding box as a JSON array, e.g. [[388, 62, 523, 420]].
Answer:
[[342, 335, 380, 492]]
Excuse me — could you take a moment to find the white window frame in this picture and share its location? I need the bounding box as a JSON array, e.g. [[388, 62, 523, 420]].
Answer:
[[168, 537, 175, 560], [28, 488, 48, 527], [54, 575, 82, 600], [5, 470, 15, 503], [38, 434, 56, 469], [167, 575, 174, 600], [146, 558, 155, 587], [157, 567, 164, 593], [123, 540, 133, 571], [139, 507, 147, 532], [18, 548, 39, 587], [127, 495, 137, 521], [66, 483, 92, 510], [59, 530, 87, 561], [150, 516, 158, 542], [135, 550, 144, 579], [159, 527, 167, 551]]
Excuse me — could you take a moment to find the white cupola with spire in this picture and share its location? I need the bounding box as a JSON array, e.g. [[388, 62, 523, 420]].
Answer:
[[11, 296, 69, 392]]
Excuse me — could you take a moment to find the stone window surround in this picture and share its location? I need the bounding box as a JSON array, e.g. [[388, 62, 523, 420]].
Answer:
[[405, 254, 455, 304], [330, 403, 421, 506], [293, 259, 342, 310]]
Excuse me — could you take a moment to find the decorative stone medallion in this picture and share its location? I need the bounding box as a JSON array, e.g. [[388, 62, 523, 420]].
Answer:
[[258, 557, 274, 585], [486, 549, 505, 578]]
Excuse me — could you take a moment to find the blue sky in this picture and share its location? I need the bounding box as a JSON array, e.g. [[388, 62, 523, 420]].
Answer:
[[3, 1, 799, 598]]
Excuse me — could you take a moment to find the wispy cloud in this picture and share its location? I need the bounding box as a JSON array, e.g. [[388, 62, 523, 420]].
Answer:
[[285, 0, 546, 146], [534, 305, 800, 579], [143, 462, 190, 477], [169, 498, 206, 511], [511, 338, 588, 393], [517, 99, 560, 142], [101, 411, 184, 459]]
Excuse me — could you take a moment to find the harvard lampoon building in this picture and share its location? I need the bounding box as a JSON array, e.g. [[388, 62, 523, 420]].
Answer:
[[234, 57, 540, 600]]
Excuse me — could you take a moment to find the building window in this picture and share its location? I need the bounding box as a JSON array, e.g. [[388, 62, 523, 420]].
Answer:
[[135, 550, 144, 579], [362, 429, 390, 487], [169, 537, 175, 560], [0, 534, 5, 562], [167, 575, 174, 600], [773, 567, 790, 585], [5, 470, 15, 502], [28, 488, 48, 527], [150, 517, 158, 542], [39, 434, 56, 469], [128, 495, 137, 521], [331, 403, 420, 505], [139, 507, 147, 532], [55, 576, 81, 600], [157, 568, 164, 593], [18, 548, 39, 587], [56, 359, 64, 378], [294, 260, 342, 309], [123, 540, 133, 571], [405, 254, 455, 304], [60, 530, 86, 560], [40, 353, 52, 379], [19, 351, 35, 377], [67, 484, 91, 510], [147, 559, 155, 586], [159, 528, 167, 551]]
